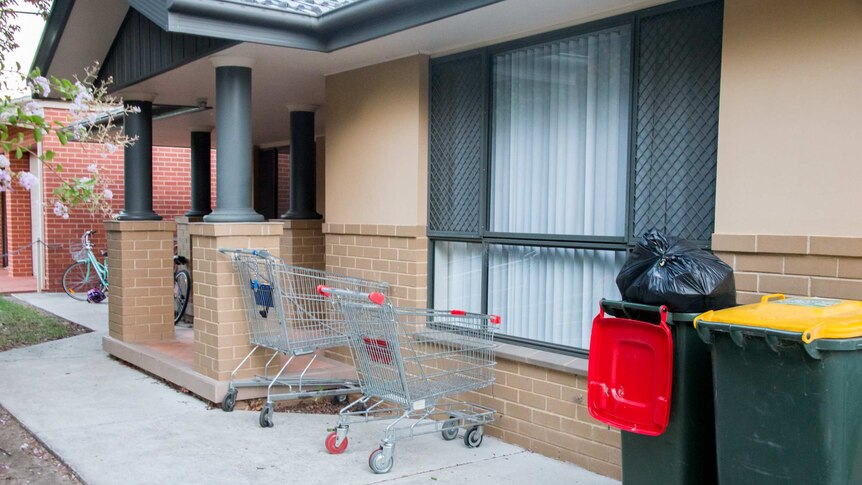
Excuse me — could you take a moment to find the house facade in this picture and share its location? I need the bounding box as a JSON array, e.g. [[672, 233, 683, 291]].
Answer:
[[30, 0, 862, 480]]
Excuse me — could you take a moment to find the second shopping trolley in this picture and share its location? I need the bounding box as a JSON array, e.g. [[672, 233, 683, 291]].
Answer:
[[220, 249, 388, 428], [319, 286, 500, 474]]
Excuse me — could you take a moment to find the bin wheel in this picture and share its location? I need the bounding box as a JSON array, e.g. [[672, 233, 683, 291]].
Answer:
[[464, 426, 483, 448], [441, 416, 459, 441], [221, 388, 237, 412], [325, 431, 349, 454], [259, 404, 274, 428], [369, 447, 394, 474]]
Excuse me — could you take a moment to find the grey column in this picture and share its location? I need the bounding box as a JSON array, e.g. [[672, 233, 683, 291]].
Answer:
[[118, 97, 161, 221], [204, 58, 264, 223], [281, 106, 322, 220], [185, 127, 212, 217]]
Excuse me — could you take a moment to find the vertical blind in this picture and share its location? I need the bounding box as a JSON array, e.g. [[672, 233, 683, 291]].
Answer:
[[488, 246, 626, 349], [433, 241, 483, 312], [491, 26, 632, 237]]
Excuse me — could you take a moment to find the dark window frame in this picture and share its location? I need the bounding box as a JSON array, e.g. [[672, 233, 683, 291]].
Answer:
[[427, 0, 721, 357]]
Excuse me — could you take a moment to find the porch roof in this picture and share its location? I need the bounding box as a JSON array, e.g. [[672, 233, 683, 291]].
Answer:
[[32, 0, 673, 148]]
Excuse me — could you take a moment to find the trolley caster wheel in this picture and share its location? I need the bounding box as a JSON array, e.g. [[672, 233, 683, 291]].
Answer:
[[221, 388, 237, 412], [464, 426, 483, 448], [332, 394, 349, 405], [259, 404, 274, 428], [368, 447, 394, 474], [325, 431, 349, 454], [441, 416, 459, 441]]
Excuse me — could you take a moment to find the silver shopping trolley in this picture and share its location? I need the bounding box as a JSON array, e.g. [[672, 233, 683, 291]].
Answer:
[[319, 286, 500, 474], [219, 249, 388, 428]]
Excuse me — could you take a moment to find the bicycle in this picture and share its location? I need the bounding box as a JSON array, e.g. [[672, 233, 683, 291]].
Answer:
[[63, 230, 108, 302], [173, 255, 190, 324]]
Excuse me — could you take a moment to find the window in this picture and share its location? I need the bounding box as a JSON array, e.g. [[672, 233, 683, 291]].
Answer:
[[491, 27, 631, 238], [428, 1, 723, 355]]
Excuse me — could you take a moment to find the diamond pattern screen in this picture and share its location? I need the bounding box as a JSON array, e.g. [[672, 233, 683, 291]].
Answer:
[[633, 2, 723, 243], [428, 54, 485, 236]]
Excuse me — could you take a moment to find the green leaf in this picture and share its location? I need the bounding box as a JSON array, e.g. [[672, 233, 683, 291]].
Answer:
[[44, 150, 55, 161], [55, 163, 62, 172], [15, 147, 23, 158], [56, 131, 68, 145], [33, 130, 42, 142]]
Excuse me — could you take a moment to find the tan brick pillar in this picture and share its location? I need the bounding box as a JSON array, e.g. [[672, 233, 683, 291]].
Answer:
[[276, 219, 325, 270], [104, 220, 176, 342], [189, 222, 283, 380]]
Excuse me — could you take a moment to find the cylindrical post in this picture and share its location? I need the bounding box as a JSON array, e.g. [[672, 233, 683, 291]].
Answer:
[[186, 127, 212, 217], [118, 95, 161, 221], [282, 105, 322, 220], [204, 57, 264, 223]]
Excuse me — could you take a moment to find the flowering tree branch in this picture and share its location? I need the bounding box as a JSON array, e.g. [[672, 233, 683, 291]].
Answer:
[[1, 0, 135, 219]]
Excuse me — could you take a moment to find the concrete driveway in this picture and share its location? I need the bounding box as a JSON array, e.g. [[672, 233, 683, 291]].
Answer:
[[0, 293, 618, 485]]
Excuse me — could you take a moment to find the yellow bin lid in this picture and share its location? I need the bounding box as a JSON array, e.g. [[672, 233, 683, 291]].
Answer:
[[695, 294, 862, 343]]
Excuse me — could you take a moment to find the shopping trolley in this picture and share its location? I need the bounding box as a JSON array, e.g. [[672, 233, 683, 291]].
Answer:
[[319, 286, 500, 474], [219, 249, 389, 428]]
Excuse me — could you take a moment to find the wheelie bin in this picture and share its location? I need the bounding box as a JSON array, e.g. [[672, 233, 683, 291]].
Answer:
[[695, 294, 862, 485], [601, 299, 717, 485]]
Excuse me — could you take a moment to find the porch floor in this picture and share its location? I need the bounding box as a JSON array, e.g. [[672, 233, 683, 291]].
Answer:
[[0, 267, 36, 293], [105, 325, 359, 404]]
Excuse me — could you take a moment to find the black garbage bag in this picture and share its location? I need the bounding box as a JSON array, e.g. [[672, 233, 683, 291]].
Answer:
[[616, 230, 736, 313]]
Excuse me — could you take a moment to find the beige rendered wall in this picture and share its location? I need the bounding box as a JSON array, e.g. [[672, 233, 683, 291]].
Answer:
[[715, 0, 862, 237], [324, 55, 429, 226]]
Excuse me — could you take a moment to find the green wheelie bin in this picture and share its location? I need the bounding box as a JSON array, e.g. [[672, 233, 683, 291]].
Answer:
[[695, 294, 862, 485], [601, 300, 718, 485]]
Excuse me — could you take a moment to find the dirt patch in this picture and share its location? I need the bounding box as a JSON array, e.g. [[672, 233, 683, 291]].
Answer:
[[0, 406, 82, 484], [240, 396, 352, 415]]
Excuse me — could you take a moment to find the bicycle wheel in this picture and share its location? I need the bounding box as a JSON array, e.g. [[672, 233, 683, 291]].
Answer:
[[63, 261, 102, 301], [174, 269, 191, 324]]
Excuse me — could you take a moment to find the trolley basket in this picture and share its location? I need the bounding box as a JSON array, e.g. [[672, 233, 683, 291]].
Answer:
[[319, 286, 501, 474], [219, 249, 389, 428]]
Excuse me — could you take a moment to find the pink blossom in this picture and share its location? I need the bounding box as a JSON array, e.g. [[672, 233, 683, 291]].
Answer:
[[0, 154, 8, 169], [18, 172, 38, 190], [53, 201, 69, 218], [30, 76, 51, 97], [0, 169, 11, 191], [87, 163, 98, 173], [23, 100, 44, 117], [102, 188, 113, 200]]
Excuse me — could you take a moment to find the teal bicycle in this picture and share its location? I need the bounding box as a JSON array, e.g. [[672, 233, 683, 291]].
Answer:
[[63, 230, 108, 302]]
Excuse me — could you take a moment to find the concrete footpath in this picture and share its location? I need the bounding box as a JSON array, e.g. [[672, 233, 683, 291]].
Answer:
[[1, 293, 619, 485]]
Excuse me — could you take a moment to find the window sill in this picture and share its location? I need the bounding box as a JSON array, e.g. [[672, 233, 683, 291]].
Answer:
[[496, 341, 588, 376]]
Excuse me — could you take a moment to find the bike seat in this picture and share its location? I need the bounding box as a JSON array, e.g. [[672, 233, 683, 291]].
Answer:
[[101, 250, 108, 257], [174, 255, 188, 265]]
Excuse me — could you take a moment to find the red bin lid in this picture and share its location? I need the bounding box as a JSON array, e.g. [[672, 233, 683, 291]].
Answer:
[[587, 305, 673, 436]]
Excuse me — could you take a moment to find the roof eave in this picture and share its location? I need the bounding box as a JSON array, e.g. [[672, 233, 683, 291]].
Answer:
[[30, 0, 76, 74]]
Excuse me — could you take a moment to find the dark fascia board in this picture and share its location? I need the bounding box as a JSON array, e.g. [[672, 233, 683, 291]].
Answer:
[[126, 0, 171, 30], [135, 0, 503, 53], [30, 0, 76, 74], [320, 0, 504, 51], [165, 2, 325, 50]]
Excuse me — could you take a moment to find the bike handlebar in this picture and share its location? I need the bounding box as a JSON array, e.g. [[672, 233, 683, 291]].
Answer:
[[82, 230, 97, 248]]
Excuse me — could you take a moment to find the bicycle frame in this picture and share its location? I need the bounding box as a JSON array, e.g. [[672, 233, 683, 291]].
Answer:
[[75, 231, 109, 289], [81, 249, 109, 289]]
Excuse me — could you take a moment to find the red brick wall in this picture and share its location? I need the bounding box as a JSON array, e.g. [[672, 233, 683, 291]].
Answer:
[[5, 154, 33, 277], [37, 107, 219, 291]]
